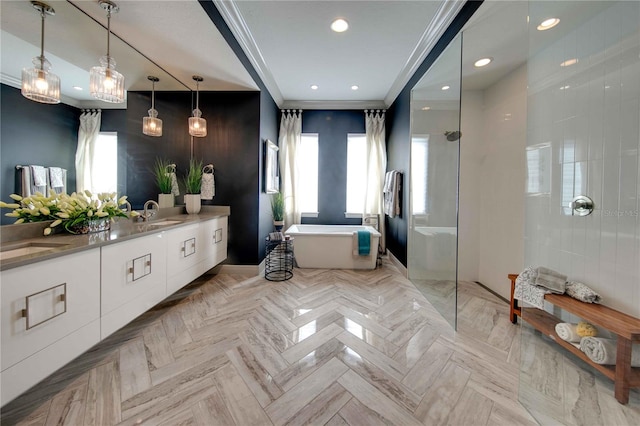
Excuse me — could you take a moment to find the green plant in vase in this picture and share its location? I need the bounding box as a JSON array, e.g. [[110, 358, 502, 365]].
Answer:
[[183, 159, 203, 214], [153, 158, 174, 208], [271, 192, 284, 231]]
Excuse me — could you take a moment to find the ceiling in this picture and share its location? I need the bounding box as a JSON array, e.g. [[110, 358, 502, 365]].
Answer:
[[1, 0, 470, 109]]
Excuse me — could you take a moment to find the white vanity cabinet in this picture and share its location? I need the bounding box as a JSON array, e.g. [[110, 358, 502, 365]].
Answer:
[[165, 217, 227, 294], [100, 232, 167, 339], [1, 249, 101, 406]]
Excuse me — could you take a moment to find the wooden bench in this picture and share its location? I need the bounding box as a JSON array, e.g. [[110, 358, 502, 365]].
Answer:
[[509, 274, 640, 405]]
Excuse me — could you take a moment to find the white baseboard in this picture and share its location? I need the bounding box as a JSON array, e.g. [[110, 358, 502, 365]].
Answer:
[[388, 250, 407, 278]]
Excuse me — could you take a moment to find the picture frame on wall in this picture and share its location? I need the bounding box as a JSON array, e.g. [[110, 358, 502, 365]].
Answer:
[[264, 139, 279, 193]]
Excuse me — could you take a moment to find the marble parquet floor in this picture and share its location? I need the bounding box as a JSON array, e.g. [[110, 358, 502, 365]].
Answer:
[[1, 257, 538, 425]]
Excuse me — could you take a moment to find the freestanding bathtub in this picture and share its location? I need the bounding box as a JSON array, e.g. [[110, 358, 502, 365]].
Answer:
[[284, 224, 381, 270]]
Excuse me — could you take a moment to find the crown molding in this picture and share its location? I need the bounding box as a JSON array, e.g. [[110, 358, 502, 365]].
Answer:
[[1, 72, 21, 89], [213, 0, 284, 107], [384, 0, 466, 106], [282, 100, 387, 111]]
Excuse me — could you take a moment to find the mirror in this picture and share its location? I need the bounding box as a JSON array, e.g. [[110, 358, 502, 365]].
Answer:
[[264, 139, 279, 194], [408, 34, 462, 329], [1, 0, 188, 108]]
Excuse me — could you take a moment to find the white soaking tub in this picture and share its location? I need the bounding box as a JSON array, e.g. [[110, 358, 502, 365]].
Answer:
[[284, 224, 381, 269]]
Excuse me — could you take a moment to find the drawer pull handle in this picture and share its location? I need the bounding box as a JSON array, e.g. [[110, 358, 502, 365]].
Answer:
[[23, 283, 67, 330]]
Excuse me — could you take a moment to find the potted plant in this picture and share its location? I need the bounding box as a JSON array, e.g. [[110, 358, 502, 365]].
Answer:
[[271, 192, 284, 231], [153, 158, 174, 208], [183, 159, 203, 214]]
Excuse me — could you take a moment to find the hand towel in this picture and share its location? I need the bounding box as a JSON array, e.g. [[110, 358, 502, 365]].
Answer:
[[49, 167, 64, 188], [201, 172, 215, 200], [168, 172, 180, 196], [566, 281, 601, 304], [555, 323, 581, 343], [534, 266, 567, 294], [30, 165, 47, 195], [357, 230, 370, 256], [514, 266, 548, 309], [579, 337, 640, 367]]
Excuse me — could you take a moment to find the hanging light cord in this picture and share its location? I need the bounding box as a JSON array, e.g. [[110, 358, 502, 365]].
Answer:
[[38, 7, 46, 70], [195, 80, 200, 110], [105, 6, 112, 65], [151, 79, 156, 110]]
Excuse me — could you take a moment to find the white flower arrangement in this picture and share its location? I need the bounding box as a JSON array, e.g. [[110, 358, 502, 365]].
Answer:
[[0, 190, 139, 235]]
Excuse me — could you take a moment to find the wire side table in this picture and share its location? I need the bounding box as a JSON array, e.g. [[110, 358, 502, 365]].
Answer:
[[265, 237, 294, 281]]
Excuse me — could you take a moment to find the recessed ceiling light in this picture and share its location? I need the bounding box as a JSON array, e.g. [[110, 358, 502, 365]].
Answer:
[[73, 86, 83, 91], [351, 85, 359, 91], [560, 85, 570, 90], [474, 57, 493, 67], [331, 18, 349, 33], [441, 85, 450, 91], [311, 84, 319, 90], [560, 58, 578, 67], [537, 18, 560, 31], [421, 106, 431, 111]]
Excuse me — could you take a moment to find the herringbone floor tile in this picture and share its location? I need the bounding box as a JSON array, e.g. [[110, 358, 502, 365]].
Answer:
[[2, 257, 539, 426]]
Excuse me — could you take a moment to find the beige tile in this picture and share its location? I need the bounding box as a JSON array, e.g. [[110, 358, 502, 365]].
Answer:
[[337, 370, 421, 426], [335, 316, 399, 357], [248, 312, 294, 352], [445, 386, 494, 426], [337, 398, 389, 426], [281, 322, 344, 364], [226, 344, 283, 407], [119, 337, 152, 401], [240, 327, 289, 377], [402, 339, 453, 396], [191, 389, 237, 426], [414, 362, 471, 425], [336, 305, 391, 338], [143, 321, 175, 371], [84, 361, 121, 425], [283, 382, 352, 426], [43, 375, 88, 426], [337, 330, 408, 381], [265, 357, 348, 426]]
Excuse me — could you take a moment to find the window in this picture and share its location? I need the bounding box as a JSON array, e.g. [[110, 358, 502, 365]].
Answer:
[[298, 133, 318, 215], [91, 132, 118, 194], [346, 134, 367, 215], [411, 136, 429, 214]]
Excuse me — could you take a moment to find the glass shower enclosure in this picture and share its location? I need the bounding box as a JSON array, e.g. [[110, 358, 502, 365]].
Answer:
[[408, 35, 462, 329]]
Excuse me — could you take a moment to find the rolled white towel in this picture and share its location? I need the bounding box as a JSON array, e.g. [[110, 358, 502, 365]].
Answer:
[[579, 337, 640, 367], [555, 323, 581, 343]]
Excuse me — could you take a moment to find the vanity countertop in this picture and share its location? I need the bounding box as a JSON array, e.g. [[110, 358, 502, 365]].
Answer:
[[0, 206, 230, 271]]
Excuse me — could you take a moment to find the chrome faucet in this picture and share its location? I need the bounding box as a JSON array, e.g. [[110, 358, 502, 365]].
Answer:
[[142, 200, 159, 221]]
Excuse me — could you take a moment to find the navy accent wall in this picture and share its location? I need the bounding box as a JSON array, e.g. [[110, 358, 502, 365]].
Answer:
[[0, 84, 80, 225], [385, 0, 483, 266], [301, 110, 365, 225], [198, 0, 280, 261]]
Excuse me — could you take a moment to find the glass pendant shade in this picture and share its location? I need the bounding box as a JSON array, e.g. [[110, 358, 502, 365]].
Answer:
[[21, 1, 60, 104], [188, 76, 207, 137], [90, 56, 125, 103], [22, 56, 60, 104], [90, 0, 124, 104], [143, 76, 162, 137]]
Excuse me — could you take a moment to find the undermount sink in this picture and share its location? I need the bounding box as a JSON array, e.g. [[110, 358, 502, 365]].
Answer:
[[0, 242, 69, 261], [147, 220, 183, 228]]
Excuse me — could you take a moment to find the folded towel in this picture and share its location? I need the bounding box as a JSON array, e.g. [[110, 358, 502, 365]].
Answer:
[[169, 172, 180, 196], [566, 281, 601, 304], [268, 232, 284, 241], [357, 230, 370, 256], [580, 337, 640, 366], [514, 266, 548, 309], [49, 167, 64, 188], [555, 323, 581, 343], [30, 165, 47, 186], [535, 266, 566, 294], [201, 172, 215, 200]]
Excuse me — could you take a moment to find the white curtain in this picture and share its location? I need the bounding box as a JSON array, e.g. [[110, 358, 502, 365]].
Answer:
[[364, 110, 387, 251], [278, 110, 303, 226], [75, 110, 101, 193]]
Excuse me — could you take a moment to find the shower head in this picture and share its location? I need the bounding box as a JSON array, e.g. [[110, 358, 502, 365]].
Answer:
[[444, 130, 461, 141]]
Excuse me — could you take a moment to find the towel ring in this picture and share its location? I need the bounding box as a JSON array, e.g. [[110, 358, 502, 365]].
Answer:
[[203, 164, 214, 174], [166, 164, 176, 173]]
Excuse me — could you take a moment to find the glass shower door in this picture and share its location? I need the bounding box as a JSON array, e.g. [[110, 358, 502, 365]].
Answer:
[[408, 34, 462, 329]]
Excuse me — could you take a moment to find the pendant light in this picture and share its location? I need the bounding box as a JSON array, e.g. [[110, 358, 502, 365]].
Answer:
[[142, 76, 162, 137], [188, 76, 207, 137], [89, 0, 125, 103], [21, 1, 60, 104]]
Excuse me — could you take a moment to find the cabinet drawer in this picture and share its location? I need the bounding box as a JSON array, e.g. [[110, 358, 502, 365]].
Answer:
[[166, 224, 202, 275], [1, 249, 100, 371], [101, 233, 167, 316]]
